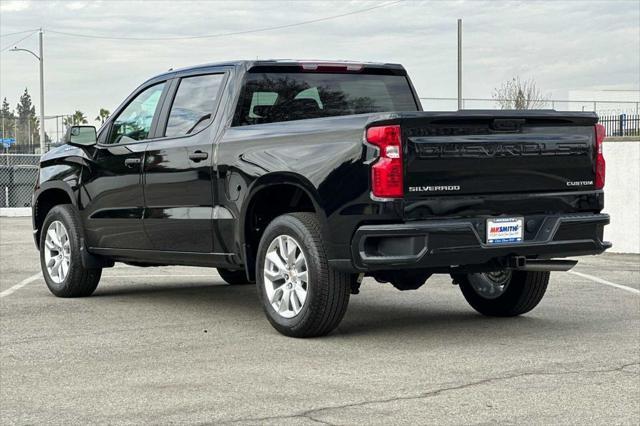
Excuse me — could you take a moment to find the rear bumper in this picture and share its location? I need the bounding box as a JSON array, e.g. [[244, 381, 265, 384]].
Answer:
[[336, 213, 610, 272]]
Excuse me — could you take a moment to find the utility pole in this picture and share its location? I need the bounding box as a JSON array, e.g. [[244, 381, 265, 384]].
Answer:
[[10, 28, 46, 154], [39, 29, 45, 153], [457, 18, 463, 110]]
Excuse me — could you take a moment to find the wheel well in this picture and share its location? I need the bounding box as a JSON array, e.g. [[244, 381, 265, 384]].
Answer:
[[244, 184, 317, 280], [34, 189, 72, 244]]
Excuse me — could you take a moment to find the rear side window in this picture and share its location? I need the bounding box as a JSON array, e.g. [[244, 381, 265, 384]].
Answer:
[[164, 74, 224, 137], [249, 92, 278, 118], [232, 71, 418, 126]]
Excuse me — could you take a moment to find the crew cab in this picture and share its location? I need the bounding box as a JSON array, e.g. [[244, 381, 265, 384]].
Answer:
[[32, 60, 610, 337]]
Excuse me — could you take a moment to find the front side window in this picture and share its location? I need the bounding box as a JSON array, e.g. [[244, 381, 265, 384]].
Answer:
[[108, 82, 166, 144], [232, 71, 418, 126], [164, 74, 225, 137]]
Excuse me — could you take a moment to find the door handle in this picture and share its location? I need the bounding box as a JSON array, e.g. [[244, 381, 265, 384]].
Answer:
[[189, 151, 208, 162], [124, 158, 141, 168]]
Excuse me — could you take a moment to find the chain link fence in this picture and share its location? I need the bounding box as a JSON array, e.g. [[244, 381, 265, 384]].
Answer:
[[0, 154, 39, 208]]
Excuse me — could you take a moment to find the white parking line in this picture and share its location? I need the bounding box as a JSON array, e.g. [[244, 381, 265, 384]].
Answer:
[[0, 272, 42, 298], [0, 273, 218, 299], [569, 271, 640, 295]]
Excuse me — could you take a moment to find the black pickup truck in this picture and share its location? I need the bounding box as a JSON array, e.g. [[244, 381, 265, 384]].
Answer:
[[32, 60, 610, 337]]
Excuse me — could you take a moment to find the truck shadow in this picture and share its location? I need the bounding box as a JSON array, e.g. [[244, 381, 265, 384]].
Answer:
[[90, 280, 573, 340], [338, 301, 554, 339], [93, 281, 261, 315]]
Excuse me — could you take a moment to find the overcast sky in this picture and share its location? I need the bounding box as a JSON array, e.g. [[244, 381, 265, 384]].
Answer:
[[1, 0, 638, 137]]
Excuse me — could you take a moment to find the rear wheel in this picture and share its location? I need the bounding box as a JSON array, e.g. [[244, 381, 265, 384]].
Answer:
[[455, 270, 549, 316], [217, 268, 252, 285], [256, 213, 351, 337], [40, 205, 102, 297]]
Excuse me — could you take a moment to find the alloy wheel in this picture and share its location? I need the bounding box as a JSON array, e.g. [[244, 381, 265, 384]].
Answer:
[[263, 235, 309, 319], [43, 220, 71, 284]]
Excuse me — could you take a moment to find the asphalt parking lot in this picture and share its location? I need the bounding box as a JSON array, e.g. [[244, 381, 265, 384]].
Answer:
[[1, 217, 639, 424]]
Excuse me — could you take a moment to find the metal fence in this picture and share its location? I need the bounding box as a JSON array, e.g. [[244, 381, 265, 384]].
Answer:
[[599, 114, 640, 137], [0, 154, 39, 208], [2, 143, 54, 155]]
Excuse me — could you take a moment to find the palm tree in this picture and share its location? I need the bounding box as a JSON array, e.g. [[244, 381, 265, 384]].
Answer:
[[95, 108, 110, 125], [63, 110, 88, 127]]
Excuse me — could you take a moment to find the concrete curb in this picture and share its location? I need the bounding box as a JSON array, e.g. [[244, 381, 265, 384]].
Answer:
[[0, 208, 31, 217]]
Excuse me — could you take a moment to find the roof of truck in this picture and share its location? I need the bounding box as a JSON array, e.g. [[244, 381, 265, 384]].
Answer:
[[149, 59, 405, 81]]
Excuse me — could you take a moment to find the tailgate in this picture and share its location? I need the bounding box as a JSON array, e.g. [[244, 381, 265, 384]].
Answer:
[[401, 111, 598, 198]]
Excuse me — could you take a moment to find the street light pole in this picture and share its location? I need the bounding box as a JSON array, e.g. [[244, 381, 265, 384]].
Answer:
[[9, 28, 46, 154], [38, 29, 45, 154], [457, 18, 463, 111]]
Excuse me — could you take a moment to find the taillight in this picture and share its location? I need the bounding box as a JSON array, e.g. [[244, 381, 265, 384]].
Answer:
[[595, 123, 606, 189], [367, 125, 403, 198]]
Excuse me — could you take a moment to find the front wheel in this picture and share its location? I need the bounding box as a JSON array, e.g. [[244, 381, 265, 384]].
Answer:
[[256, 213, 351, 337], [455, 270, 549, 317], [40, 205, 102, 297]]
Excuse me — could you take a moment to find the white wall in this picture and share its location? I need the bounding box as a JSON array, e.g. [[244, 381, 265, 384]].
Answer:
[[603, 141, 640, 253]]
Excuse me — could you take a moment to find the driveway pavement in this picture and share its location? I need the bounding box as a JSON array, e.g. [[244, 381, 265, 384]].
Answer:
[[1, 217, 638, 424]]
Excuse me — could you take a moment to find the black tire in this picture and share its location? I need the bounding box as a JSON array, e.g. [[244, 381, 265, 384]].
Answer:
[[40, 204, 102, 297], [456, 270, 549, 317], [256, 213, 351, 337], [217, 268, 252, 285]]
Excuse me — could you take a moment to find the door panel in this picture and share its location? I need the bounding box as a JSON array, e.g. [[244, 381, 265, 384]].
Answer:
[[143, 72, 226, 253], [143, 138, 215, 252], [81, 81, 168, 250], [82, 143, 149, 249]]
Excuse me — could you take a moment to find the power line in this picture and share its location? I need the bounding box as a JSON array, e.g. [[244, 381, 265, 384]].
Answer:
[[0, 30, 38, 53], [45, 0, 402, 41], [0, 28, 40, 38]]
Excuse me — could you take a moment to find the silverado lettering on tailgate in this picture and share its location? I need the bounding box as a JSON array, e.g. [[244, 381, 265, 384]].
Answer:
[[411, 141, 590, 159], [408, 185, 461, 192]]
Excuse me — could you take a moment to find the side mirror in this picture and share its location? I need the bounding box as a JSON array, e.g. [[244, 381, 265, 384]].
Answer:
[[65, 125, 97, 146]]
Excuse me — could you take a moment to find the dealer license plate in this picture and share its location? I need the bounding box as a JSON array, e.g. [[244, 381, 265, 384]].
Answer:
[[486, 217, 524, 244]]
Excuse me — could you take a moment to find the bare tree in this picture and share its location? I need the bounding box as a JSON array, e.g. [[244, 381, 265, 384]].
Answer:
[[492, 77, 548, 110]]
